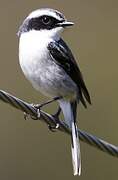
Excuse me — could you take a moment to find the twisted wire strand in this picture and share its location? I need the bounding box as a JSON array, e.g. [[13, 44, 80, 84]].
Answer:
[[0, 90, 118, 157]]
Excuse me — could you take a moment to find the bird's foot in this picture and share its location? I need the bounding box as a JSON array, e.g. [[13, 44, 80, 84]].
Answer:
[[48, 107, 61, 132], [30, 97, 62, 120], [48, 123, 60, 132], [24, 112, 30, 120], [24, 111, 40, 120], [29, 104, 41, 119], [23, 103, 41, 121]]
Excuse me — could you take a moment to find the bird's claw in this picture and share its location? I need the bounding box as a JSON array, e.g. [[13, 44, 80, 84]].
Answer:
[[48, 123, 60, 132], [23, 112, 38, 120], [30, 103, 41, 119], [24, 112, 30, 120], [23, 103, 41, 120], [32, 103, 42, 109], [48, 110, 61, 132]]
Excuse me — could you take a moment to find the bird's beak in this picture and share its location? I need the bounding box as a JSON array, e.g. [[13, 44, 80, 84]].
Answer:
[[57, 21, 74, 27]]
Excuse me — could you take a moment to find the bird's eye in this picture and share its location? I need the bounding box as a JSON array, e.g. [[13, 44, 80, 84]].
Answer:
[[42, 16, 51, 25]]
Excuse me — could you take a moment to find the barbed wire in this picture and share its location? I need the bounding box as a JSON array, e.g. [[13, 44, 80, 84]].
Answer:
[[0, 90, 118, 157]]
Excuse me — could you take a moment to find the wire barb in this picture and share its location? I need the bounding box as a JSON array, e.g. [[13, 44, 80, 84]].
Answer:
[[0, 89, 118, 157]]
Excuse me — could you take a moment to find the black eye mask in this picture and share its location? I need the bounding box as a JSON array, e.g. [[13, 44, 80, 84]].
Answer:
[[27, 15, 64, 31]]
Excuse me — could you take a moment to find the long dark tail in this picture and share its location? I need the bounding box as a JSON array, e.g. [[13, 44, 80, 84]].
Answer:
[[59, 100, 81, 176]]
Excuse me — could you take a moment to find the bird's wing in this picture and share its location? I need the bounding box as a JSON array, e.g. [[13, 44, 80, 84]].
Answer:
[[47, 38, 91, 108]]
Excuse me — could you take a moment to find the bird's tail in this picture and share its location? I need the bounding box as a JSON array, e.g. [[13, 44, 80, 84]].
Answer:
[[59, 100, 81, 176], [71, 119, 81, 175]]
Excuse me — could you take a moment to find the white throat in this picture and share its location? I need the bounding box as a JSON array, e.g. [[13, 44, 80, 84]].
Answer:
[[22, 26, 63, 42], [19, 27, 63, 61]]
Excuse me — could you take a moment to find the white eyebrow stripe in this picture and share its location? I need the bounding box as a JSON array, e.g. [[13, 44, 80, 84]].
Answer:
[[27, 8, 65, 21]]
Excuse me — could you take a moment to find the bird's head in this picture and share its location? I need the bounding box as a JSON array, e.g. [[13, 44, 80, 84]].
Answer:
[[17, 8, 74, 39]]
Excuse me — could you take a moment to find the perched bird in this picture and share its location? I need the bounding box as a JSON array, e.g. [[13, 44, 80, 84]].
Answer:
[[18, 8, 91, 175]]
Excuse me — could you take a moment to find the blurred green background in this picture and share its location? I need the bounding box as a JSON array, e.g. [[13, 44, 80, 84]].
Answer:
[[0, 0, 118, 179]]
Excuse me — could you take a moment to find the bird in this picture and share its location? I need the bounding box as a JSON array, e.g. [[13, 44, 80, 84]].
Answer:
[[17, 8, 91, 176]]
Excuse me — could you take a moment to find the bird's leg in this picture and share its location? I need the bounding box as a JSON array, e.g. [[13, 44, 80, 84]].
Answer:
[[32, 96, 62, 120], [24, 97, 62, 128], [52, 106, 61, 118], [33, 96, 62, 109], [48, 107, 61, 132]]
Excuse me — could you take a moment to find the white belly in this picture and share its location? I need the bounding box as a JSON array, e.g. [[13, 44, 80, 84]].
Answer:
[[19, 32, 77, 100]]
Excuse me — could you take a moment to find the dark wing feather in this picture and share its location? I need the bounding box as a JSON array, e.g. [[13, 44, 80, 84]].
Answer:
[[48, 38, 91, 108]]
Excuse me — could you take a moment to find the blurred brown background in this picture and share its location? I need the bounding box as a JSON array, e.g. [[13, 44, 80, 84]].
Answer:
[[0, 0, 118, 179]]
